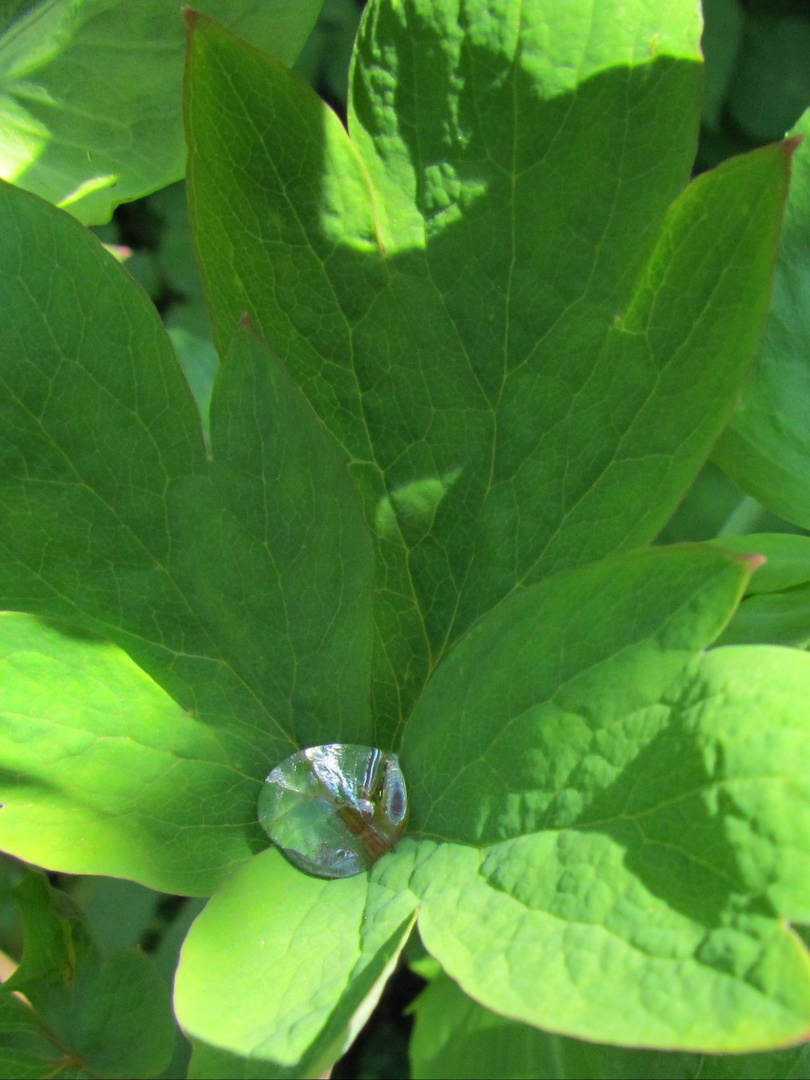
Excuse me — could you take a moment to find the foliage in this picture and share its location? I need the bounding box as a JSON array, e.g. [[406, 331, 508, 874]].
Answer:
[[1, 1, 810, 1077], [0, 0, 322, 223]]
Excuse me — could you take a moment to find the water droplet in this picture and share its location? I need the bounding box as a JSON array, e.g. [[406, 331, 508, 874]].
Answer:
[[258, 744, 409, 879]]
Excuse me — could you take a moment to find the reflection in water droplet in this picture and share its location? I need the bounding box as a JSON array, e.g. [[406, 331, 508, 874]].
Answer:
[[258, 744, 409, 879]]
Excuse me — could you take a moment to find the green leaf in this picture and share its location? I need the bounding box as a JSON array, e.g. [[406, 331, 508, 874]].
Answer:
[[4, 870, 94, 994], [709, 534, 810, 648], [714, 110, 810, 528], [701, 0, 743, 132], [405, 636, 810, 1050], [293, 0, 362, 113], [0, 990, 65, 1080], [174, 848, 417, 1068], [410, 972, 810, 1080], [711, 535, 810, 596], [698, 1046, 810, 1080], [413, 827, 810, 1051], [409, 971, 681, 1080], [656, 463, 749, 544], [0, 0, 322, 224], [201, 320, 375, 757], [73, 877, 160, 953], [186, 3, 790, 745], [0, 179, 375, 889], [400, 544, 752, 843], [0, 3, 32, 35], [394, 545, 810, 1050], [0, 613, 258, 895], [1, 1, 806, 1069], [2, 871, 175, 1078], [188, 1040, 301, 1080], [717, 588, 810, 649], [724, 9, 810, 144]]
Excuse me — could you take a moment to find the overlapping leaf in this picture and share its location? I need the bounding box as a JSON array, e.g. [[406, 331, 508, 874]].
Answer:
[[0, 0, 806, 1069], [400, 545, 752, 843], [174, 849, 417, 1071], [175, 543, 810, 1057], [0, 871, 175, 1078], [0, 613, 255, 894], [410, 973, 810, 1080], [0, 177, 375, 892], [714, 109, 810, 527], [711, 534, 810, 647], [389, 545, 810, 1050], [186, 1, 791, 745], [0, 0, 321, 223]]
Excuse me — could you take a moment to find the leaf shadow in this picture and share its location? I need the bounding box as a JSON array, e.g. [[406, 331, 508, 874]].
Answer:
[[571, 713, 780, 928]]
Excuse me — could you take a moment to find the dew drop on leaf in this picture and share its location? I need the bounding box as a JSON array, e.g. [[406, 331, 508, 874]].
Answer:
[[257, 744, 409, 879]]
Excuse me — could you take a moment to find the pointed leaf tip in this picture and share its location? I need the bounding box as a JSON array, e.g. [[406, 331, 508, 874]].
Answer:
[[782, 134, 803, 160], [780, 134, 803, 198], [732, 551, 767, 577]]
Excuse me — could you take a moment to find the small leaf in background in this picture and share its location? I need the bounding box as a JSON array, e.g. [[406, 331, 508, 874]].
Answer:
[[0, 990, 73, 1079], [714, 110, 810, 529], [186, 3, 791, 746], [147, 181, 221, 436], [719, 588, 810, 648], [0, 870, 175, 1079], [410, 972, 810, 1080], [711, 534, 810, 595], [167, 319, 220, 444], [71, 877, 160, 954], [711, 534, 810, 647], [293, 0, 363, 112], [656, 463, 748, 544], [724, 5, 810, 144], [0, 0, 323, 223], [700, 0, 743, 133]]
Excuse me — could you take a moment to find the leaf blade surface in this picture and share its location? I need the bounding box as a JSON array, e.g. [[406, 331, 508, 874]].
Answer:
[[0, 181, 375, 889], [174, 848, 418, 1067], [0, 0, 321, 223], [186, 2, 790, 745]]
